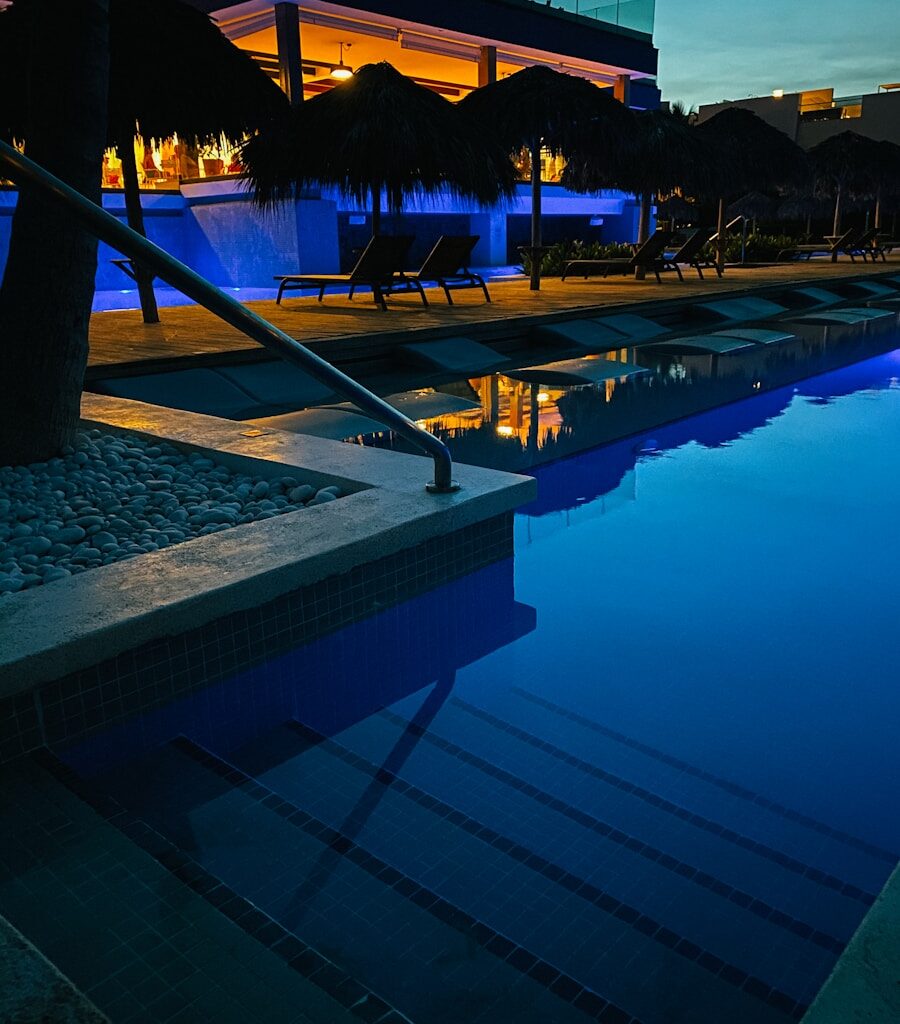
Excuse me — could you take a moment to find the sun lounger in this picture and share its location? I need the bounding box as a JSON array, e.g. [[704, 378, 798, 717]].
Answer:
[[390, 235, 490, 305], [776, 228, 856, 262], [661, 227, 719, 280], [562, 230, 676, 283], [274, 234, 414, 311]]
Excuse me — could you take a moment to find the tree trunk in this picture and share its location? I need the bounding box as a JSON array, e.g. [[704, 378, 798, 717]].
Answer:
[[831, 186, 843, 260], [0, 0, 110, 466], [119, 131, 159, 324], [529, 141, 542, 292], [371, 185, 381, 238], [715, 196, 726, 274], [634, 190, 652, 280]]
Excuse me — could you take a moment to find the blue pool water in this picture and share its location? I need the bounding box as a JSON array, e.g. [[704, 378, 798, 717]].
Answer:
[[66, 347, 900, 1024]]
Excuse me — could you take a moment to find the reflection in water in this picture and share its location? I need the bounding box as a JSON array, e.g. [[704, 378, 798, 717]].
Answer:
[[516, 342, 900, 543], [368, 317, 900, 475]]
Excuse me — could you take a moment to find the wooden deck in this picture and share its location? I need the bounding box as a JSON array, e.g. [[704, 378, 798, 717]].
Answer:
[[86, 257, 900, 378]]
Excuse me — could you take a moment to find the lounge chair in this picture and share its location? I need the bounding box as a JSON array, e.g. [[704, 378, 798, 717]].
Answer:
[[776, 228, 856, 262], [845, 228, 887, 263], [390, 235, 490, 305], [661, 227, 718, 280], [562, 230, 676, 283], [274, 234, 414, 311]]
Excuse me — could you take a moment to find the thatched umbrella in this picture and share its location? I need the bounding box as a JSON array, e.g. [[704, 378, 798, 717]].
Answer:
[[776, 191, 830, 236], [241, 62, 515, 241], [459, 66, 632, 290], [0, 0, 288, 323], [869, 140, 900, 231], [808, 131, 882, 240], [563, 106, 711, 277], [655, 194, 696, 225], [696, 107, 806, 272]]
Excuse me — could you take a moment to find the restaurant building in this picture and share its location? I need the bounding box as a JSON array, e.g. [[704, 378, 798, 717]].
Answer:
[[1, 0, 660, 288]]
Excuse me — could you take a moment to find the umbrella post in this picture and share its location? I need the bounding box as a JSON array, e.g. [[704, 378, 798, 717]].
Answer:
[[715, 197, 726, 275], [119, 133, 160, 325], [530, 140, 542, 291], [635, 190, 651, 280], [831, 186, 842, 260], [874, 188, 882, 232]]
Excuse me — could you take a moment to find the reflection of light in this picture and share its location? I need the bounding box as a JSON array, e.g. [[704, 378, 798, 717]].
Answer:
[[772, 88, 784, 98], [496, 425, 515, 436], [415, 420, 428, 428], [537, 391, 550, 403]]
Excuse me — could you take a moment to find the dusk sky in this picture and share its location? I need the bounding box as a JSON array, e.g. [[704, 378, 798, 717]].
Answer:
[[653, 0, 899, 112]]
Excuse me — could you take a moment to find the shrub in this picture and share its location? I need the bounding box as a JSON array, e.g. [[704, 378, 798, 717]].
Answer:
[[520, 240, 634, 277], [702, 232, 799, 263]]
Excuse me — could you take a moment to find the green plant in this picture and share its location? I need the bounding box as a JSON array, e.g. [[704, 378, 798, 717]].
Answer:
[[520, 239, 634, 277], [702, 232, 799, 263]]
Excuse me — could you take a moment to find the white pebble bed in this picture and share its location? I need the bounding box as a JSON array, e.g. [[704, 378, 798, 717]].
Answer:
[[0, 429, 342, 596]]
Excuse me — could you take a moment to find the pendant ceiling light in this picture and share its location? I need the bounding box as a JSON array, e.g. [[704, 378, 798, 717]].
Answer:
[[330, 42, 353, 80]]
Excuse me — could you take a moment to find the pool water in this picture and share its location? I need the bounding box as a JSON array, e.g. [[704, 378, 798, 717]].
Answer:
[[64, 347, 900, 1024]]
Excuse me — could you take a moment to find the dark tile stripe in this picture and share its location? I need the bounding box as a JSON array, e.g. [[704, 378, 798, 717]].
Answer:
[[373, 712, 844, 954], [173, 735, 645, 1024], [34, 749, 409, 1024], [288, 722, 815, 1020], [451, 698, 876, 905], [512, 688, 897, 865]]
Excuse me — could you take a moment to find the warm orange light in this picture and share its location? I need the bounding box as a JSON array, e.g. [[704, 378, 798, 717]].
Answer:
[[331, 41, 354, 80]]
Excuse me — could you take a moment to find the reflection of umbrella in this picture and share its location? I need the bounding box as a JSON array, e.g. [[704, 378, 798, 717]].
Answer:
[[1, 0, 288, 324], [696, 107, 806, 272], [459, 66, 632, 291], [563, 107, 711, 274], [242, 62, 514, 235]]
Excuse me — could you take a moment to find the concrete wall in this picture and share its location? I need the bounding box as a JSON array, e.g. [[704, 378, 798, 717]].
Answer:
[[0, 181, 640, 288]]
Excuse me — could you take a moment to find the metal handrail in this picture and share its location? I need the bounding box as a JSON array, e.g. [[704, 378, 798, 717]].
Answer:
[[0, 140, 459, 493]]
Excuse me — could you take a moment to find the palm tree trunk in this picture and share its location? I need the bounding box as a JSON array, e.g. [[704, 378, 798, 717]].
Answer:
[[715, 197, 726, 275], [371, 185, 381, 237], [119, 132, 159, 324], [831, 186, 843, 260], [0, 0, 110, 466], [635, 190, 651, 280], [529, 141, 542, 292]]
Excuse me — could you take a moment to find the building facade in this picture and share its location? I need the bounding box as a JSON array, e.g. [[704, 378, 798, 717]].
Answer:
[[697, 83, 900, 148], [1, 0, 660, 288]]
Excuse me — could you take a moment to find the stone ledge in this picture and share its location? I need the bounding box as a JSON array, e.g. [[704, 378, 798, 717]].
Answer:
[[0, 394, 534, 693]]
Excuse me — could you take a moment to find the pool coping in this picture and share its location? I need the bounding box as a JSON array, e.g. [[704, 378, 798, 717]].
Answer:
[[0, 394, 535, 695], [802, 862, 900, 1023]]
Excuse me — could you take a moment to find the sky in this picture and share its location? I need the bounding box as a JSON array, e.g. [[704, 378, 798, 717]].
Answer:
[[653, 0, 900, 112]]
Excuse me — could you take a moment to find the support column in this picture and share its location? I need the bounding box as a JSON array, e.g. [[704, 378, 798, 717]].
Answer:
[[613, 73, 631, 106], [478, 45, 497, 87], [274, 2, 303, 105]]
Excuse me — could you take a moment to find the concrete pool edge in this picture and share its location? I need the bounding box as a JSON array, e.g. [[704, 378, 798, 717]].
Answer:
[[0, 394, 534, 702], [0, 914, 110, 1023], [802, 862, 900, 1024]]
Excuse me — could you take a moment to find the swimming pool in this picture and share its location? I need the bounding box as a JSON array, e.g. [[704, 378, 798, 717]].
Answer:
[[55, 345, 900, 1023]]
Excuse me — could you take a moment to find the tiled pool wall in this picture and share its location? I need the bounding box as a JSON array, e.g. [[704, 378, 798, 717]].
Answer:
[[0, 512, 513, 764]]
